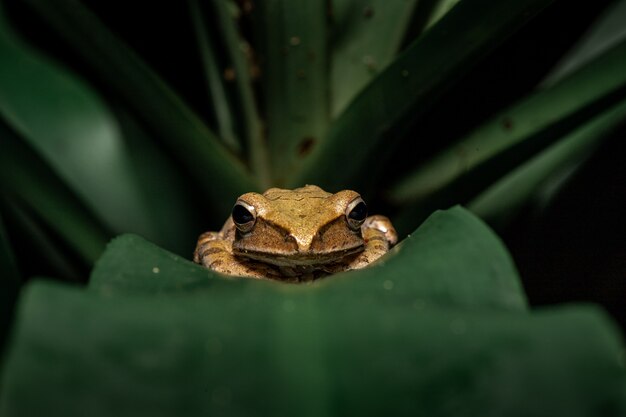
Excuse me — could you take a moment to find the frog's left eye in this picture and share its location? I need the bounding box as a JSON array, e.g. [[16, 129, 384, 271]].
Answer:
[[346, 197, 367, 230], [232, 201, 256, 233]]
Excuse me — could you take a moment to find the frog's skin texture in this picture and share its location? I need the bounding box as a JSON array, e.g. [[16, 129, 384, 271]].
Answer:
[[194, 185, 397, 282]]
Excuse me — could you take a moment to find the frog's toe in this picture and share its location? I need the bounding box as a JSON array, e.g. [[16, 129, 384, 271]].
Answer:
[[363, 215, 398, 246]]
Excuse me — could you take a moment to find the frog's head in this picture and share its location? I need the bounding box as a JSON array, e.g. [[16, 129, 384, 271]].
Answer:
[[230, 185, 367, 267]]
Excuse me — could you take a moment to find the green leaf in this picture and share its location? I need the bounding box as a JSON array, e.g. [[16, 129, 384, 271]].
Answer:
[[541, 0, 626, 87], [111, 109, 201, 255], [316, 206, 527, 311], [22, 0, 258, 215], [0, 121, 109, 263], [0, 200, 85, 281], [330, 0, 418, 116], [201, 0, 270, 187], [0, 212, 19, 351], [189, 0, 271, 188], [397, 0, 448, 49], [189, 0, 241, 152], [89, 207, 526, 311], [253, 0, 329, 185], [0, 8, 158, 240], [3, 207, 625, 415], [390, 37, 626, 204], [290, 0, 555, 190], [422, 0, 462, 30], [2, 275, 625, 414], [468, 98, 626, 227], [0, 213, 19, 294]]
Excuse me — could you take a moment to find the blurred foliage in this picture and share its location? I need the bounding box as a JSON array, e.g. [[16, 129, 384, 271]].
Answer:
[[1, 0, 626, 414]]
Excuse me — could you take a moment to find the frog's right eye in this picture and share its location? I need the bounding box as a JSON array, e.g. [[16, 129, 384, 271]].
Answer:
[[232, 201, 256, 233], [345, 197, 368, 231]]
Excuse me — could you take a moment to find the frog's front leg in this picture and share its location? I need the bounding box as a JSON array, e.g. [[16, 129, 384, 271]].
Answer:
[[194, 231, 279, 279], [341, 215, 398, 271]]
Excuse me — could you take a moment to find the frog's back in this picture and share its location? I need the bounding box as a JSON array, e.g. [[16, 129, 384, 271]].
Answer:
[[263, 185, 331, 201]]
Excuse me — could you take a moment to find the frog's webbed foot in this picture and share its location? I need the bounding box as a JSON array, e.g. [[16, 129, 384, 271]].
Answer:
[[194, 232, 280, 280], [339, 215, 398, 272]]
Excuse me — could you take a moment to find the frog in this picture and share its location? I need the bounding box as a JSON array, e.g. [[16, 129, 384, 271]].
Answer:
[[193, 185, 398, 282]]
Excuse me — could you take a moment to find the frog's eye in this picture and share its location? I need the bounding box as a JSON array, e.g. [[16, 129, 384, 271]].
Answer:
[[345, 197, 368, 230], [232, 201, 256, 233]]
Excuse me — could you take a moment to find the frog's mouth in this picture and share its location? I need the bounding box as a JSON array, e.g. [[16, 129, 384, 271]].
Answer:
[[233, 245, 364, 267]]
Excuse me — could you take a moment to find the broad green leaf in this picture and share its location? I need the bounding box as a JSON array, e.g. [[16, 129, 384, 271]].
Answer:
[[253, 0, 329, 185], [330, 0, 418, 116], [0, 121, 109, 263], [0, 8, 155, 239], [23, 0, 257, 215], [111, 109, 201, 255], [290, 0, 555, 190], [469, 98, 626, 227], [90, 207, 526, 311], [3, 207, 625, 416], [315, 206, 526, 311], [389, 38, 626, 215], [1, 281, 624, 415]]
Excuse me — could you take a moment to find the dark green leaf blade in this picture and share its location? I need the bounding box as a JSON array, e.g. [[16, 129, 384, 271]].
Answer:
[[253, 0, 329, 185], [111, 109, 201, 255], [330, 0, 418, 116], [189, 0, 241, 152], [0, 200, 86, 281], [200, 0, 270, 187], [390, 38, 626, 205], [540, 0, 626, 87], [0, 121, 109, 263], [0, 213, 19, 296], [421, 0, 461, 30], [468, 98, 626, 227], [22, 0, 257, 214], [89, 207, 526, 311], [0, 213, 19, 351], [0, 9, 157, 240], [1, 279, 624, 416], [389, 38, 626, 233], [290, 0, 555, 190]]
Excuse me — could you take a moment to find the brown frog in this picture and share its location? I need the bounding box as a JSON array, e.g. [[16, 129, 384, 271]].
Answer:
[[193, 185, 397, 281]]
